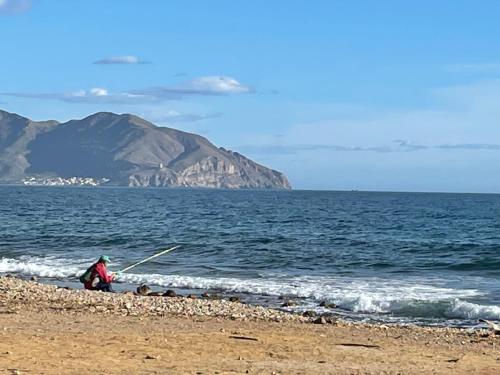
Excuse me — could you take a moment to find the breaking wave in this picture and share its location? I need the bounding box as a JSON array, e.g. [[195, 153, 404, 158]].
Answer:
[[0, 256, 88, 278], [2, 256, 499, 321]]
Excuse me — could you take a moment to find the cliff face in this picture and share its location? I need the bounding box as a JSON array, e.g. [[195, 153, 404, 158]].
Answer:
[[0, 110, 291, 189]]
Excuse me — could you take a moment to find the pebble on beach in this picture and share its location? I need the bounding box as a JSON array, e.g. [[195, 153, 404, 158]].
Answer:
[[136, 285, 151, 296], [0, 275, 498, 351], [0, 276, 308, 324], [303, 310, 317, 318], [163, 290, 177, 297]]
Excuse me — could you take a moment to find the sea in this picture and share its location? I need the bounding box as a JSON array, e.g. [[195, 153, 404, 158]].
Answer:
[[1, 186, 500, 327]]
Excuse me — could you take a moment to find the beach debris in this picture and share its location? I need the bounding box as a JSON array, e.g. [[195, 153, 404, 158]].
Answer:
[[163, 290, 177, 297], [336, 343, 381, 349], [30, 276, 38, 282], [446, 358, 460, 363], [479, 319, 500, 334], [281, 300, 296, 307], [201, 292, 210, 298], [229, 335, 258, 341], [136, 285, 151, 296], [186, 294, 197, 299], [144, 354, 160, 360], [229, 296, 240, 303]]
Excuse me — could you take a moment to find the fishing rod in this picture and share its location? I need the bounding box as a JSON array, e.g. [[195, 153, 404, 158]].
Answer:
[[118, 245, 181, 274]]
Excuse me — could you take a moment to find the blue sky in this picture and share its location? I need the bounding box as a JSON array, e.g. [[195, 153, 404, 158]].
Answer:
[[2, 0, 500, 192]]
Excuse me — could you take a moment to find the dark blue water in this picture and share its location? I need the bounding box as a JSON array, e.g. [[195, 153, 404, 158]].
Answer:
[[1, 186, 500, 326]]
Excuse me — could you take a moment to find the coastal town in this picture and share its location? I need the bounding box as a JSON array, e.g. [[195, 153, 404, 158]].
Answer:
[[22, 176, 110, 187]]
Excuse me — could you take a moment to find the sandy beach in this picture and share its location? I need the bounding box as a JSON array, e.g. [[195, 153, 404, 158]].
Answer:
[[0, 276, 499, 374]]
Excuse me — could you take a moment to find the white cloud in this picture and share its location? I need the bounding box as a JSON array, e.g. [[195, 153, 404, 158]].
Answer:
[[2, 76, 254, 104], [181, 76, 253, 94], [135, 76, 254, 97], [94, 55, 151, 65], [72, 88, 108, 97], [0, 0, 31, 14], [2, 87, 157, 105], [89, 88, 108, 96]]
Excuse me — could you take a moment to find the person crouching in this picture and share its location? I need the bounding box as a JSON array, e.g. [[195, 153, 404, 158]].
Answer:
[[80, 255, 116, 292]]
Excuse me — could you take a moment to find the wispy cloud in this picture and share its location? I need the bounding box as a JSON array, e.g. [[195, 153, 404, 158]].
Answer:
[[94, 55, 151, 65], [237, 141, 500, 156], [134, 76, 254, 97], [0, 0, 31, 14], [237, 143, 397, 155], [2, 87, 159, 105], [393, 140, 428, 152], [235, 78, 500, 163], [437, 143, 500, 150], [147, 110, 222, 123], [1, 76, 253, 104]]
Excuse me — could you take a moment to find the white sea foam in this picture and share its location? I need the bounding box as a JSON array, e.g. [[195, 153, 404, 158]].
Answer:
[[108, 266, 500, 320], [1, 256, 499, 320], [446, 299, 500, 320], [0, 256, 90, 278]]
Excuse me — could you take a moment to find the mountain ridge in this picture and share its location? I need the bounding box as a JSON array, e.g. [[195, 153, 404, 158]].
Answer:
[[0, 109, 291, 189]]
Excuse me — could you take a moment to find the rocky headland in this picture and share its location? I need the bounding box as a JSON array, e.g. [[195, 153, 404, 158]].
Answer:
[[0, 109, 291, 189]]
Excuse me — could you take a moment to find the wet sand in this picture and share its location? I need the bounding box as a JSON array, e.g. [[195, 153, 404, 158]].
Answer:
[[1, 276, 499, 374]]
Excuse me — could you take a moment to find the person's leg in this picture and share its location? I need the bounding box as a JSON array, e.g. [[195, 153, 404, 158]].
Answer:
[[95, 281, 115, 293]]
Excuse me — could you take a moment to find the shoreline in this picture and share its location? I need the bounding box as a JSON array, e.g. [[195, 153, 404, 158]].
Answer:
[[1, 273, 499, 328], [1, 276, 500, 374], [2, 273, 491, 328]]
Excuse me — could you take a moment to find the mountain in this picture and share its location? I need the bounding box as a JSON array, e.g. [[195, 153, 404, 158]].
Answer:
[[0, 110, 291, 189]]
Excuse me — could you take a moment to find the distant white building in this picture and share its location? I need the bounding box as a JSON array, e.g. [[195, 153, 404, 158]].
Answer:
[[22, 176, 110, 187]]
